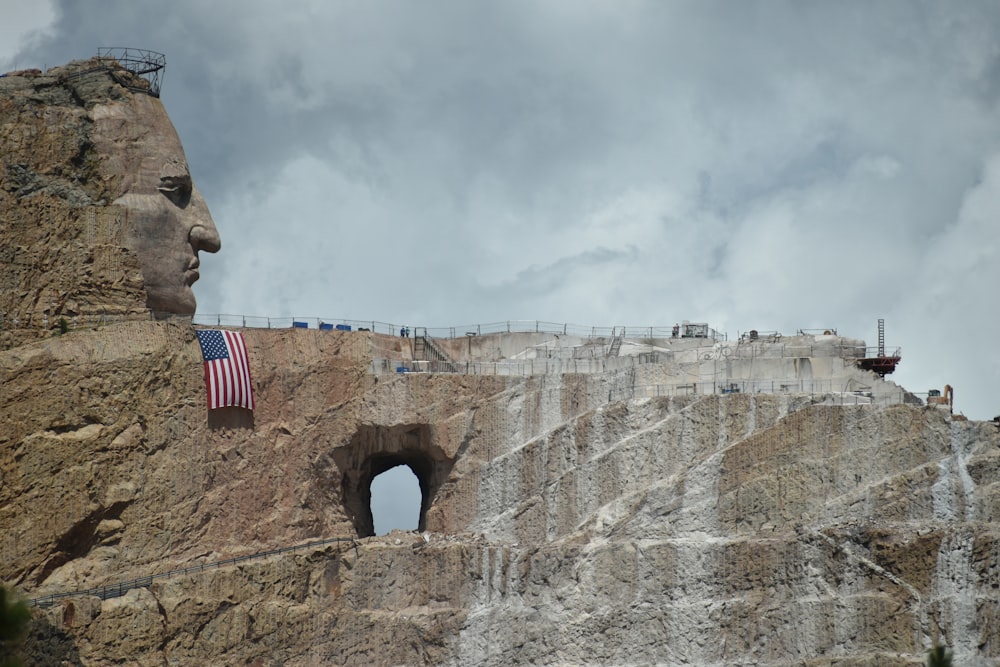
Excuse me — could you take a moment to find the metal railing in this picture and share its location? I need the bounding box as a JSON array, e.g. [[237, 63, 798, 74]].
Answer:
[[628, 379, 914, 401], [6, 313, 882, 352], [189, 316, 729, 341], [3, 313, 704, 339], [5, 311, 893, 362], [372, 340, 880, 375], [374, 359, 918, 403], [0, 310, 158, 331], [721, 342, 868, 360], [629, 381, 914, 407], [28, 536, 354, 608], [94, 47, 165, 97], [860, 346, 902, 358]]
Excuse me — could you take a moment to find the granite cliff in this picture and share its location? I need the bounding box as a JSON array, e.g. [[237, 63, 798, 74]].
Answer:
[[3, 321, 1000, 666], [0, 56, 221, 349], [3, 59, 1000, 666]]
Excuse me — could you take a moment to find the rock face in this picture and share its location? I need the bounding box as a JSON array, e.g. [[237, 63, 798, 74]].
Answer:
[[2, 322, 1000, 666], [4, 59, 1000, 666], [0, 57, 221, 346]]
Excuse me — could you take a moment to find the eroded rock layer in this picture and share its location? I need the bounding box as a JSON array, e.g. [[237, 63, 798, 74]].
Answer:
[[2, 322, 999, 665]]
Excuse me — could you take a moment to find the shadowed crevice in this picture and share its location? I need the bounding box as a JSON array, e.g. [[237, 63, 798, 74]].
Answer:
[[334, 423, 454, 538]]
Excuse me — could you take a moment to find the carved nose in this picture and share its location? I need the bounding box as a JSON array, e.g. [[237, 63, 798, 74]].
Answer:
[[190, 224, 221, 253]]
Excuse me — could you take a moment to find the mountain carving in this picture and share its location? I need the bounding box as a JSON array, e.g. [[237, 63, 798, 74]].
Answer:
[[3, 59, 1000, 666]]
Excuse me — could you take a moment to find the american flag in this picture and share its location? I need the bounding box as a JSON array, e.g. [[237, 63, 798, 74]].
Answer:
[[196, 329, 255, 410]]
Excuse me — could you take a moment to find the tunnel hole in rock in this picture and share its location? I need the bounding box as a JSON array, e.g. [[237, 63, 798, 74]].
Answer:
[[335, 423, 454, 538]]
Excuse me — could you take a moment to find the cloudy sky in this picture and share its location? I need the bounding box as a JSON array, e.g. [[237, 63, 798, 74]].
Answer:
[[5, 2, 1000, 529]]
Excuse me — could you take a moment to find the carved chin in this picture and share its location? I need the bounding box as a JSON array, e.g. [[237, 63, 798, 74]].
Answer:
[[146, 285, 197, 316]]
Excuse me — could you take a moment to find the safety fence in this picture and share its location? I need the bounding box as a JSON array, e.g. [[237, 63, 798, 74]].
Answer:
[[861, 346, 902, 359], [697, 342, 878, 360], [628, 380, 917, 405], [10, 313, 886, 351], [0, 310, 158, 332], [28, 536, 355, 608], [191, 315, 728, 341], [375, 358, 919, 404], [373, 356, 660, 376], [623, 381, 914, 408]]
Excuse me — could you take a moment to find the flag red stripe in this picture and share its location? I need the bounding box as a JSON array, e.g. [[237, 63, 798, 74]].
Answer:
[[229, 331, 253, 409], [241, 333, 253, 409], [200, 330, 254, 410], [228, 331, 245, 407]]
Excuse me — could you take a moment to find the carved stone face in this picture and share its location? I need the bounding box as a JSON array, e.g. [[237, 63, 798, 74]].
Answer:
[[91, 93, 221, 315]]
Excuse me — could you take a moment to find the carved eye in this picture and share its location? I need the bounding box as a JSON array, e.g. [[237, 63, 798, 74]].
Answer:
[[158, 176, 192, 206]]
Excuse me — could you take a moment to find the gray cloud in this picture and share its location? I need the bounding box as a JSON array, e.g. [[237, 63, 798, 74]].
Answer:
[[7, 1, 1000, 423]]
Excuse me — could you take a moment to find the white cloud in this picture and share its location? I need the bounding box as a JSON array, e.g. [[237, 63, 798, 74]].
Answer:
[[890, 151, 1000, 419], [8, 1, 1000, 419]]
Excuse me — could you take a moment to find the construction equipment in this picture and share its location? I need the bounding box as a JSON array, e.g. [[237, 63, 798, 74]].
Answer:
[[856, 319, 901, 376], [927, 384, 954, 412]]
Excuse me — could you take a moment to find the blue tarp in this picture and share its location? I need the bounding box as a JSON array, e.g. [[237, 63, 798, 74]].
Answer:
[[335, 324, 352, 331], [319, 323, 334, 331], [293, 321, 308, 328]]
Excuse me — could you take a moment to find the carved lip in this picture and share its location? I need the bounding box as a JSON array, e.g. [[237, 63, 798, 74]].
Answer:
[[185, 258, 200, 285]]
